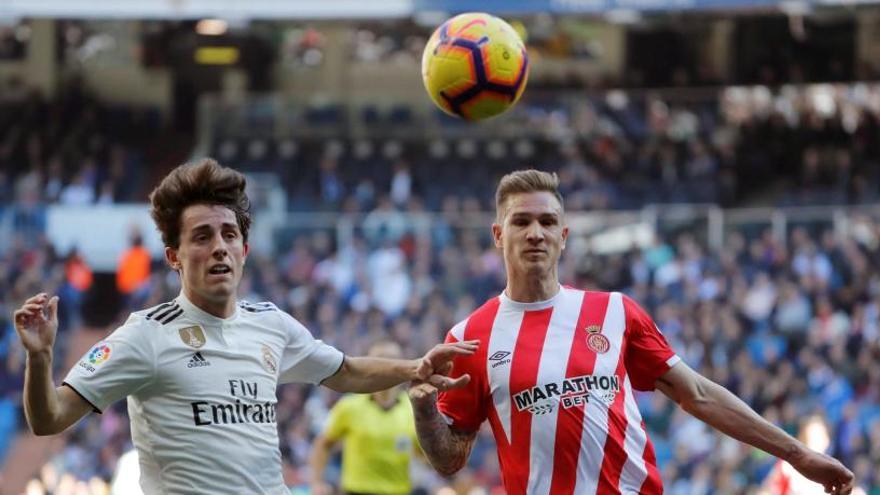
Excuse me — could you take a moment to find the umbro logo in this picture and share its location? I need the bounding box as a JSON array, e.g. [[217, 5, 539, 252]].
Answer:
[[489, 351, 511, 361], [489, 351, 511, 369], [187, 352, 211, 368]]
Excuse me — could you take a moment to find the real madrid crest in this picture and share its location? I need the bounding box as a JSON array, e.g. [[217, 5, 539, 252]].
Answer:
[[178, 326, 207, 348], [586, 324, 610, 354], [261, 345, 278, 374]]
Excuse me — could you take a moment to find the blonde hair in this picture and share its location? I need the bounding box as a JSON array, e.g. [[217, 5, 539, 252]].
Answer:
[[495, 169, 563, 221]]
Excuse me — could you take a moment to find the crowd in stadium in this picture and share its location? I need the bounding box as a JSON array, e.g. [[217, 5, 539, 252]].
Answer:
[[4, 76, 880, 213], [0, 77, 161, 208], [207, 83, 880, 212], [2, 79, 880, 494]]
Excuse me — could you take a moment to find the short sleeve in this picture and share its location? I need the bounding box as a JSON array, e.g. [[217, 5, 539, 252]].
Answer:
[[63, 316, 155, 412], [322, 396, 352, 441], [278, 312, 344, 385], [436, 332, 488, 433], [622, 295, 681, 391]]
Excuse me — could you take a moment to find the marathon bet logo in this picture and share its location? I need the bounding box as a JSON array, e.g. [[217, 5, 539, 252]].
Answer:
[[513, 374, 621, 415]]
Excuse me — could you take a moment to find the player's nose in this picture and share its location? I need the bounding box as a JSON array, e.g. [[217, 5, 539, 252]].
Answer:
[[525, 222, 544, 241], [210, 235, 229, 258]]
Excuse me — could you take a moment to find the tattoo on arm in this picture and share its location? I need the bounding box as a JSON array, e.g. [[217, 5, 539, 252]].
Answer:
[[412, 402, 477, 475]]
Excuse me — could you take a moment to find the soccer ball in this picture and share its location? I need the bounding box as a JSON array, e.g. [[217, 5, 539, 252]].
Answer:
[[421, 12, 529, 121]]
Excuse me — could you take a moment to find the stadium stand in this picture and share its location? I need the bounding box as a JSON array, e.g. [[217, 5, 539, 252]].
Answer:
[[1, 83, 879, 491]]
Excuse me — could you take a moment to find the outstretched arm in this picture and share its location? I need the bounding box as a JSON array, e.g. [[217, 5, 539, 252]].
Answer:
[[322, 341, 478, 393], [408, 382, 478, 476], [15, 293, 92, 435], [656, 361, 854, 495]]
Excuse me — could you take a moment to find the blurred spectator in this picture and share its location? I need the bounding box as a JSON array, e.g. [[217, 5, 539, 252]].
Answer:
[[389, 160, 413, 207], [318, 155, 344, 207], [59, 166, 97, 206], [59, 247, 92, 331], [64, 248, 93, 294], [115, 231, 151, 309], [0, 345, 23, 465]]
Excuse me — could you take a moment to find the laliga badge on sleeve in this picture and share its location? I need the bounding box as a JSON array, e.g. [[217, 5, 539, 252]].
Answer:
[[78, 342, 112, 373]]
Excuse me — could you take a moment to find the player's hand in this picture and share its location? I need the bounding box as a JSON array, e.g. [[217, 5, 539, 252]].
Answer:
[[789, 449, 854, 495], [408, 381, 441, 409], [409, 340, 478, 406], [13, 293, 59, 355], [413, 340, 477, 391]]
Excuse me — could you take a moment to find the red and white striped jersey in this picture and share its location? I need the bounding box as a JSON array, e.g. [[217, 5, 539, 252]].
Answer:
[[437, 287, 680, 495]]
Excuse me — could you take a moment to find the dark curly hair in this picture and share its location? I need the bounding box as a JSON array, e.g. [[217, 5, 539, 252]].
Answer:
[[149, 158, 251, 249]]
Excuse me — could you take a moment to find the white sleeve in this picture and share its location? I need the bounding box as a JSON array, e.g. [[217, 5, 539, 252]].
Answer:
[[63, 315, 156, 412], [278, 312, 344, 385]]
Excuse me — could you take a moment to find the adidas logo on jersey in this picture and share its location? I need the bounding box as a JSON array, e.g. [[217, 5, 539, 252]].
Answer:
[[187, 352, 211, 368]]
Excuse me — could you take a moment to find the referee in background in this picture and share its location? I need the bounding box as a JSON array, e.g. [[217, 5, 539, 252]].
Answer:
[[310, 341, 421, 495]]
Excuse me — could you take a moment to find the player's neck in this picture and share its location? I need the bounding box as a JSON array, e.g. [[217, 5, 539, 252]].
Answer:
[[183, 288, 237, 319], [504, 272, 560, 303]]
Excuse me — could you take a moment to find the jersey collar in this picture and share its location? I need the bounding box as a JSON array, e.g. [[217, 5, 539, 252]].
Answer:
[[176, 292, 241, 325], [499, 284, 564, 311]]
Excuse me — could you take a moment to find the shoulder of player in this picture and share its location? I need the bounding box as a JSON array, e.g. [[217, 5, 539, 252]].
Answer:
[[576, 289, 643, 317], [574, 288, 632, 308], [565, 286, 615, 298], [97, 306, 166, 350], [560, 288, 644, 329], [132, 300, 186, 326], [237, 300, 281, 314], [444, 297, 500, 343], [237, 300, 295, 333], [467, 296, 505, 322]]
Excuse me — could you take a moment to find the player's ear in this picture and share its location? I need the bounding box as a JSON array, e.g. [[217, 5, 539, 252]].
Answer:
[[165, 246, 181, 271], [561, 226, 569, 250], [243, 242, 249, 263], [492, 223, 503, 249]]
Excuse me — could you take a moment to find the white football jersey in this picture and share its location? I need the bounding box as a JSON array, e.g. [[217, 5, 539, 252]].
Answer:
[[64, 293, 344, 495]]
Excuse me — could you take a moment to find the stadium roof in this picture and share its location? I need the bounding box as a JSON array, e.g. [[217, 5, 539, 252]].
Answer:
[[0, 0, 412, 20], [0, 0, 871, 20]]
